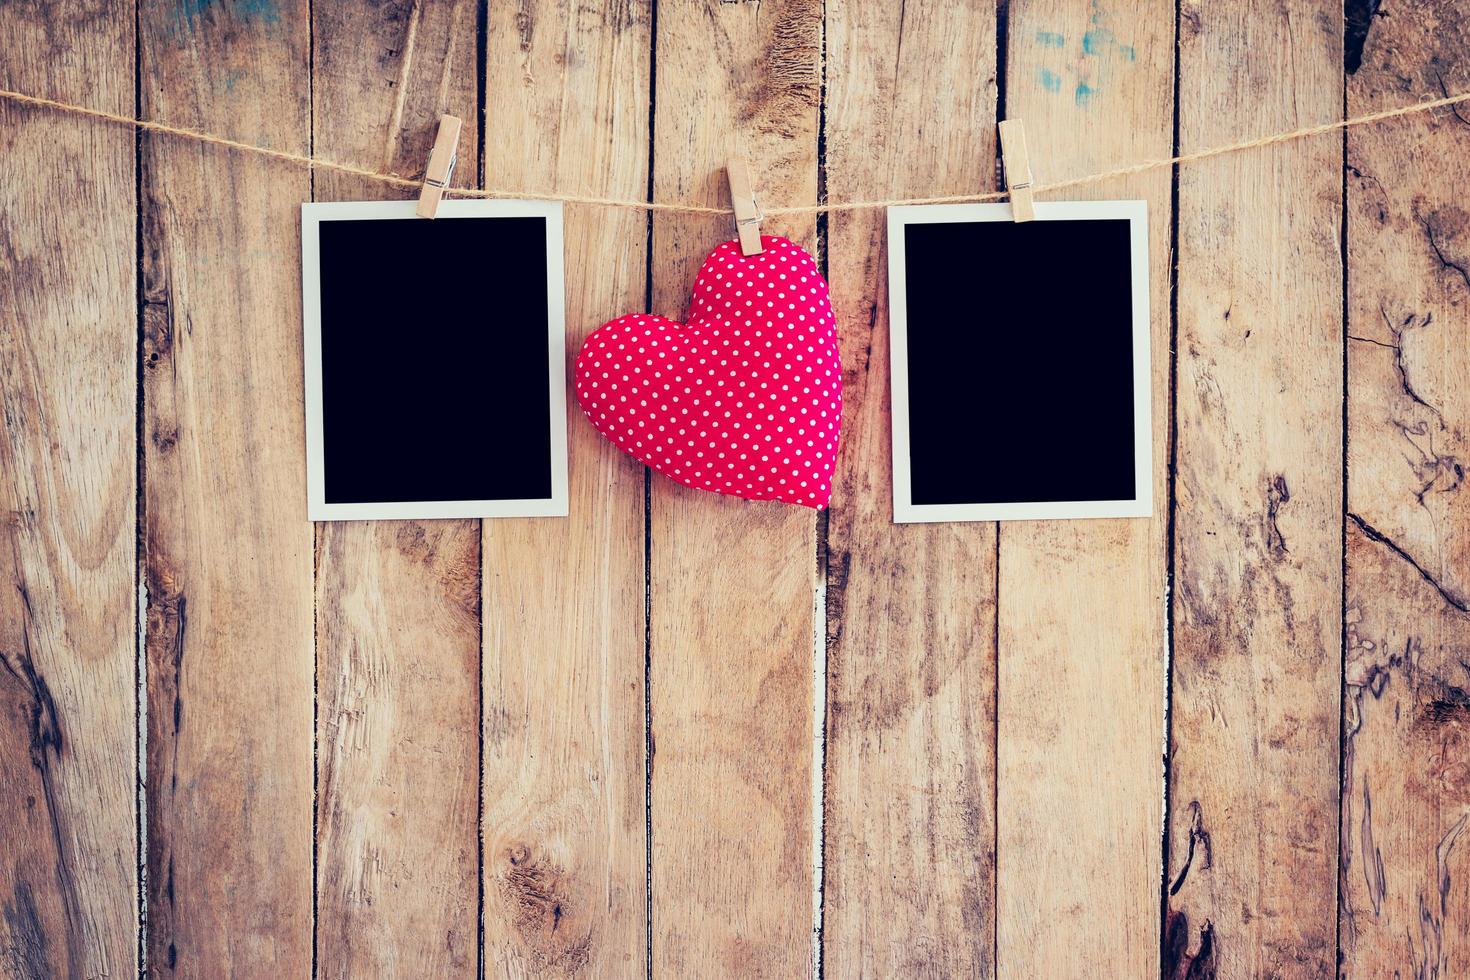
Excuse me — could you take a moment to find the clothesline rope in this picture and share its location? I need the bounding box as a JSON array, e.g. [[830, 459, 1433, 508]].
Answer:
[[3, 85, 1468, 215]]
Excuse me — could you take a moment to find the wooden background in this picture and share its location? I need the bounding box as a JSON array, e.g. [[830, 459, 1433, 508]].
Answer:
[[1, 0, 1467, 976]]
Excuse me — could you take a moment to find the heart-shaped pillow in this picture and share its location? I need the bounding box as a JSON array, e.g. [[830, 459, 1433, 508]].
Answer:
[[574, 236, 842, 509]]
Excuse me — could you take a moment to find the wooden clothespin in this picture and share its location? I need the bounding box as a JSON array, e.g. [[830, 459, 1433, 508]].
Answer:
[[726, 157, 764, 255], [997, 119, 1036, 223], [416, 114, 463, 218]]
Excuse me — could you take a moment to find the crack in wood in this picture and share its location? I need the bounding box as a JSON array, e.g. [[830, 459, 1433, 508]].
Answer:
[[1343, 0, 1383, 74], [1, 882, 53, 980], [1163, 908, 1217, 980], [1349, 513, 1468, 613], [1425, 217, 1470, 294], [1358, 780, 1387, 916], [1, 630, 84, 976], [1168, 800, 1213, 896], [1264, 474, 1292, 558]]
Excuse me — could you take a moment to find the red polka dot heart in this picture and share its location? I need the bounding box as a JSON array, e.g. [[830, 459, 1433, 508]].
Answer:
[[574, 236, 842, 509]]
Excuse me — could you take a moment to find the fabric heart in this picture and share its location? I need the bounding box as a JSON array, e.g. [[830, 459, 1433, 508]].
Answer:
[[574, 236, 842, 509]]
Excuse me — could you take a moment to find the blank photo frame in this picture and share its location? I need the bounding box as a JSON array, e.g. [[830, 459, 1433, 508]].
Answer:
[[887, 200, 1152, 523], [301, 199, 568, 521]]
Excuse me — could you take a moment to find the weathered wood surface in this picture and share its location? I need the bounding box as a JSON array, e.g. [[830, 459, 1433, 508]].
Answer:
[[647, 1, 821, 975], [821, 1, 999, 976], [310, 8, 482, 976], [1341, 2, 1470, 975], [480, 1, 652, 976], [0, 4, 137, 979], [139, 0, 315, 974], [1342, 526, 1470, 979], [999, 1, 1173, 975], [3, 0, 1470, 976], [1168, 0, 1345, 975]]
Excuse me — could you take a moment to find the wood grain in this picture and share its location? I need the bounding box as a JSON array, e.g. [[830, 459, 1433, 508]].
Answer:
[[997, 1, 1173, 975], [1341, 525, 1470, 977], [308, 3, 482, 976], [8, 3, 1470, 973], [0, 4, 137, 978], [1167, 0, 1344, 974], [139, 0, 314, 973], [647, 0, 821, 974], [479, 2, 652, 976], [314, 525, 480, 978], [820, 1, 998, 975], [1340, 3, 1470, 973]]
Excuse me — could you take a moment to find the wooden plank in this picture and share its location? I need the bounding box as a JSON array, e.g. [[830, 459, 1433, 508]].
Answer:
[[0, 4, 138, 977], [1340, 7, 1470, 973], [1166, 1, 1343, 974], [1341, 527, 1470, 977], [310, 6, 481, 975], [996, 3, 1173, 975], [480, 2, 652, 975], [820, 1, 998, 975], [647, 1, 820, 974], [139, 1, 314, 973]]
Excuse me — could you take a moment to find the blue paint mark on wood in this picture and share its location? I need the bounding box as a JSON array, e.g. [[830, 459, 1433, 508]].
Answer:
[[1082, 29, 1110, 55], [174, 0, 281, 30], [1030, 3, 1135, 108], [1082, 28, 1137, 60]]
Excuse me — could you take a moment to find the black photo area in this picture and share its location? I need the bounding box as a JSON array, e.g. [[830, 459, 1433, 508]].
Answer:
[[902, 218, 1137, 506], [317, 216, 552, 504]]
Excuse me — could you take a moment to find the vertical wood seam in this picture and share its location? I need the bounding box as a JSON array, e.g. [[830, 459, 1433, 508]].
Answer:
[[995, 0, 1010, 120], [642, 465, 653, 980], [990, 2, 1007, 973], [1333, 55, 1350, 976], [990, 526, 1000, 977], [475, 6, 488, 977], [811, 508, 828, 980], [642, 4, 659, 975], [475, 516, 486, 980], [307, 5, 319, 977], [310, 531, 320, 980], [133, 0, 149, 972], [811, 3, 830, 974], [474, 0, 487, 195], [304, 3, 318, 975], [476, 515, 487, 980], [1158, 0, 1184, 967]]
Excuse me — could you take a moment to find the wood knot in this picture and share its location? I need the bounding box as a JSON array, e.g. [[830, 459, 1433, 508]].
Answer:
[[152, 427, 179, 454], [394, 522, 438, 563], [497, 847, 592, 971], [1264, 473, 1291, 558]]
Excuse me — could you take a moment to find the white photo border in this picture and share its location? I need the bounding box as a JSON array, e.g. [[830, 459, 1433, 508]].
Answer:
[[301, 199, 569, 521], [886, 200, 1152, 524]]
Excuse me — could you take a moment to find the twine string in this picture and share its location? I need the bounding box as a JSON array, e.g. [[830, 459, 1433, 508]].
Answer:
[[2, 86, 1468, 216]]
